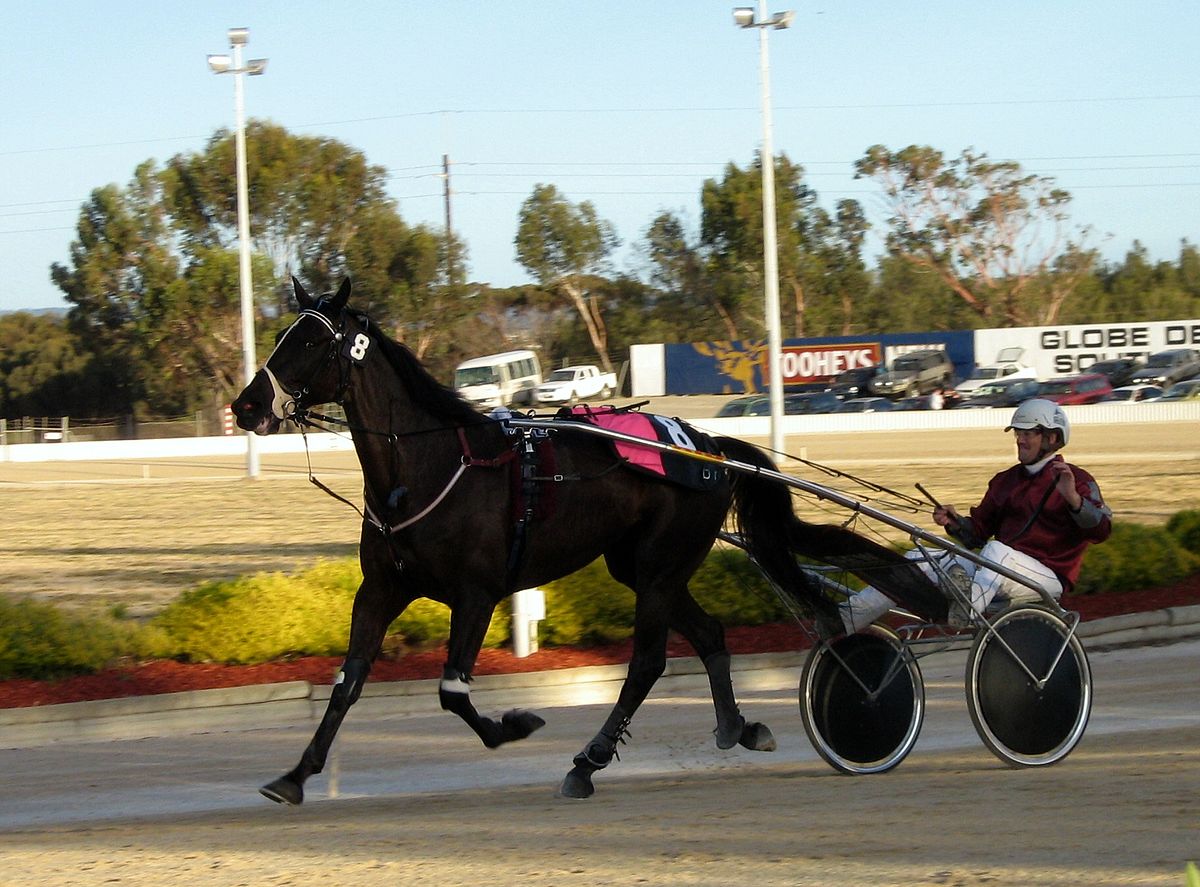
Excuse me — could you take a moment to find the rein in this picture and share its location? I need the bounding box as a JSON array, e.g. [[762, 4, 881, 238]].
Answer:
[[295, 410, 517, 535]]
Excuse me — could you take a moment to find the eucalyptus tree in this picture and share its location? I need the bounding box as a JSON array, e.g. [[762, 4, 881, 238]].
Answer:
[[855, 144, 1098, 326], [0, 312, 121, 419], [641, 211, 740, 341], [51, 123, 448, 416], [515, 184, 619, 373], [699, 153, 870, 338], [160, 121, 396, 311], [50, 163, 178, 414]]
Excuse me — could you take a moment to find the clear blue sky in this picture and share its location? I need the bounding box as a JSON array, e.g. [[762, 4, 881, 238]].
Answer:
[[1, 1, 1197, 313]]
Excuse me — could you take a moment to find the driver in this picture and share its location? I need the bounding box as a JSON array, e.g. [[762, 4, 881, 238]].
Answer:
[[839, 399, 1112, 632]]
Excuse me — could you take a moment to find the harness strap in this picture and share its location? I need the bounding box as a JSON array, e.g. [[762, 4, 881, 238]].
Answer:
[[458, 427, 518, 468], [388, 461, 469, 532]]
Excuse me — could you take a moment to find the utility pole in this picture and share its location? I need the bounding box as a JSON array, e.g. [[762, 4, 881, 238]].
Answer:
[[441, 153, 464, 291], [442, 154, 452, 240]]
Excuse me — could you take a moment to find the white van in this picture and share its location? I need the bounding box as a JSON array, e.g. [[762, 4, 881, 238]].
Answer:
[[453, 350, 543, 408]]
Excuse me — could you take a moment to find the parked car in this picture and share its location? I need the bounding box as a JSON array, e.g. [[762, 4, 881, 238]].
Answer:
[[869, 349, 956, 399], [958, 377, 1042, 409], [953, 346, 1037, 397], [532, 364, 617, 405], [715, 395, 769, 418], [1159, 379, 1200, 401], [837, 397, 895, 413], [1126, 348, 1200, 388], [1101, 384, 1164, 404], [827, 365, 884, 400], [1036, 373, 1114, 405], [784, 390, 842, 415], [1084, 357, 1143, 389]]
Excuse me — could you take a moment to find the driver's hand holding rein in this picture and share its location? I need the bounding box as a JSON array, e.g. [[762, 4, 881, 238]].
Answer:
[[839, 399, 1112, 634]]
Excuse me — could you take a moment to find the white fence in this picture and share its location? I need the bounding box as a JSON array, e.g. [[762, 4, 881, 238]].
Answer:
[[686, 399, 1200, 441], [3, 401, 1196, 465]]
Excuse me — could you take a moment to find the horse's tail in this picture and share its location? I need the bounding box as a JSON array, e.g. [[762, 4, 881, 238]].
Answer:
[[717, 436, 838, 623], [716, 436, 946, 624]]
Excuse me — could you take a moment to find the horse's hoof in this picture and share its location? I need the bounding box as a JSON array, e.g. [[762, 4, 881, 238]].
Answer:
[[260, 775, 304, 806], [558, 767, 595, 799], [502, 709, 547, 742], [739, 721, 777, 752]]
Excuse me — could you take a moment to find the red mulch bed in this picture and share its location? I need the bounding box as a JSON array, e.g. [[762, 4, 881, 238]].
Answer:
[[3, 574, 1198, 710]]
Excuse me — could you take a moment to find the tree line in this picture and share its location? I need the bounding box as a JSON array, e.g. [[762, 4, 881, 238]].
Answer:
[[2, 122, 1198, 421]]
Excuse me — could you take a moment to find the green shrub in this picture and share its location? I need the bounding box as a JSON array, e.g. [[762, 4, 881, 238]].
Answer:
[[1076, 523, 1200, 595], [0, 597, 146, 680], [152, 558, 508, 664], [153, 565, 356, 663], [688, 547, 791, 625], [8, 509, 1198, 677], [540, 559, 636, 646], [1166, 509, 1200, 556], [537, 547, 792, 647]]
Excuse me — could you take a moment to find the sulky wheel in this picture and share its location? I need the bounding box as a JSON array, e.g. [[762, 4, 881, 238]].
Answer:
[[800, 626, 924, 774], [965, 605, 1091, 768]]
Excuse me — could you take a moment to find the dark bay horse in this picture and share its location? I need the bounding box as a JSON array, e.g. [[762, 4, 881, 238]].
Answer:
[[233, 278, 942, 803]]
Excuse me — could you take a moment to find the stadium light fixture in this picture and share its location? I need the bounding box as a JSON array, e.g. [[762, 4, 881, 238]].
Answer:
[[733, 3, 793, 457], [208, 27, 268, 478]]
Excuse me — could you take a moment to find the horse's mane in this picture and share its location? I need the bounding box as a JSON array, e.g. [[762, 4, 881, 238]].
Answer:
[[360, 315, 486, 427]]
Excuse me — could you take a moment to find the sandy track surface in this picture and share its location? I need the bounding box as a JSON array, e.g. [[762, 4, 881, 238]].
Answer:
[[1, 640, 1197, 886], [0, 726, 1194, 887]]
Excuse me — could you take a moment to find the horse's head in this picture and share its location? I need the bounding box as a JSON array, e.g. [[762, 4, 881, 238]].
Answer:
[[232, 277, 367, 435]]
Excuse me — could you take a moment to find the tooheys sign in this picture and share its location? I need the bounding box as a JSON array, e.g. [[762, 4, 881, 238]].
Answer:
[[776, 343, 883, 384]]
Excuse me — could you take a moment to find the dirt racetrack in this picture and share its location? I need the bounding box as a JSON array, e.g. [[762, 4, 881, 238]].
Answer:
[[0, 712, 1196, 886], [0, 735, 1192, 886]]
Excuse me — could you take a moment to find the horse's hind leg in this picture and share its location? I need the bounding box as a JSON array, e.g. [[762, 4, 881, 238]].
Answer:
[[261, 534, 408, 806], [671, 593, 777, 753], [438, 591, 545, 748]]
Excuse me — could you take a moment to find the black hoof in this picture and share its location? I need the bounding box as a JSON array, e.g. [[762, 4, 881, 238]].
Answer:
[[502, 709, 547, 742], [739, 721, 777, 752], [260, 775, 304, 806], [558, 766, 596, 799]]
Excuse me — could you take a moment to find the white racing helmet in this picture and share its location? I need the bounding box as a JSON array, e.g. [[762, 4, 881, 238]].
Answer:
[[1005, 398, 1069, 447]]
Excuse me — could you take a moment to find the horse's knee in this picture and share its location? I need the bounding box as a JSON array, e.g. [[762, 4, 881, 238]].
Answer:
[[330, 657, 370, 713], [629, 649, 667, 685]]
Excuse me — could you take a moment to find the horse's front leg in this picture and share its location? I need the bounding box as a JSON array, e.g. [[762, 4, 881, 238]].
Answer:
[[261, 531, 408, 806], [560, 602, 669, 799], [438, 592, 545, 748]]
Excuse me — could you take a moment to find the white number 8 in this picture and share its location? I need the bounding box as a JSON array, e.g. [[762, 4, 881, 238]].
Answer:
[[349, 333, 371, 362], [654, 416, 696, 450]]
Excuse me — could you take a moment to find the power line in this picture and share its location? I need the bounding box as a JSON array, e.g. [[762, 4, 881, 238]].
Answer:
[[2, 94, 1197, 157]]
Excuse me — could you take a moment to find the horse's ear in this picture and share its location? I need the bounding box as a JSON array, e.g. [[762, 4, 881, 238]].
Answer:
[[330, 277, 352, 312], [293, 276, 316, 309]]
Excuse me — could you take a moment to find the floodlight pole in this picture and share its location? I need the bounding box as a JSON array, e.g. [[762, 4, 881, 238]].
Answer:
[[209, 27, 267, 478], [734, 3, 792, 458]]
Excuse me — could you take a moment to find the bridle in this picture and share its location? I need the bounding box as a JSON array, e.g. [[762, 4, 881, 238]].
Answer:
[[262, 305, 523, 542], [263, 306, 357, 426]]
